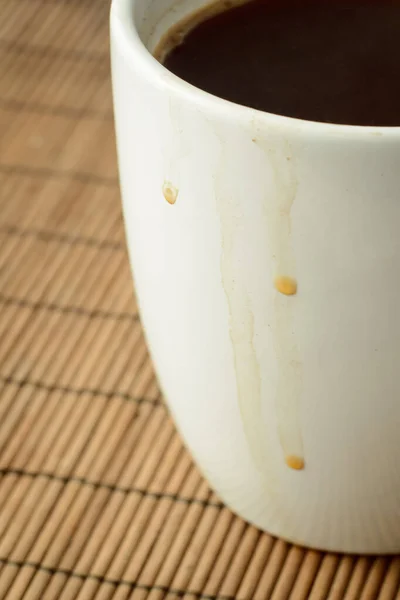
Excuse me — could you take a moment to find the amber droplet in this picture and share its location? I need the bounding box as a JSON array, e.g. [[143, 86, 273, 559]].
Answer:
[[285, 455, 305, 470], [162, 182, 178, 205], [275, 276, 297, 296]]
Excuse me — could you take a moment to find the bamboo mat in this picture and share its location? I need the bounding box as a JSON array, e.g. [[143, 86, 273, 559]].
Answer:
[[0, 0, 399, 598]]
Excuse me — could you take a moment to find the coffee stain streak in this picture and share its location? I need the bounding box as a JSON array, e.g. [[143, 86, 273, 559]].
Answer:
[[214, 137, 276, 483], [162, 96, 190, 203], [221, 231, 265, 473], [257, 137, 305, 469]]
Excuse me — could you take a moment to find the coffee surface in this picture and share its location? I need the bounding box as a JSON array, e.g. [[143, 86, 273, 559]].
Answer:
[[161, 0, 400, 126]]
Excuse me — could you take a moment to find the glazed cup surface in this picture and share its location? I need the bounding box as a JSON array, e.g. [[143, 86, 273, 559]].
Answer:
[[111, 0, 400, 553]]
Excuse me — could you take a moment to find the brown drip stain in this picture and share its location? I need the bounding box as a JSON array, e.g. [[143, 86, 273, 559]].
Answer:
[[213, 138, 279, 494], [254, 136, 305, 471], [162, 182, 178, 205], [275, 276, 297, 296], [285, 455, 305, 471]]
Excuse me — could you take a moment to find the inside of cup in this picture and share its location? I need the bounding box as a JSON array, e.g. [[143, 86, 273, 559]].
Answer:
[[133, 0, 225, 54]]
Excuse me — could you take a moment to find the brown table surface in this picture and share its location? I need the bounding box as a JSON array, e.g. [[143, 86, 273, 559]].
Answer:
[[0, 0, 399, 598]]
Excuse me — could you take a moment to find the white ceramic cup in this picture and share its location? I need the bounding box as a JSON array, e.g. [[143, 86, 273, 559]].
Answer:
[[111, 0, 400, 553]]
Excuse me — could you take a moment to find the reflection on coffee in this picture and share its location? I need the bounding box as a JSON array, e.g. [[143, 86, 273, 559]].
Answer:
[[158, 0, 400, 126]]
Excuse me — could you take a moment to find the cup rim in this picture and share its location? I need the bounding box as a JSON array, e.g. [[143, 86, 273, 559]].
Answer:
[[111, 0, 400, 140]]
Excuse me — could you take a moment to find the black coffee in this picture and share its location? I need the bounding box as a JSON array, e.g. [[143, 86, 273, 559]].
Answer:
[[160, 0, 400, 126]]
